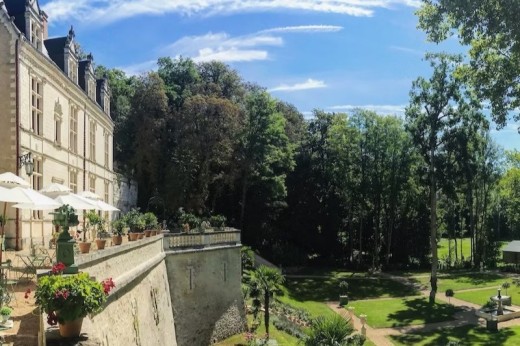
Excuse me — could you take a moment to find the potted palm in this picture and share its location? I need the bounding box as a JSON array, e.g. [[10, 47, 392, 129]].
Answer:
[[111, 218, 125, 245], [35, 263, 115, 338]]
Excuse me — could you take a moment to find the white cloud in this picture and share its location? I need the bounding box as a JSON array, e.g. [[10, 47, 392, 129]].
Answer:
[[119, 60, 157, 76], [390, 45, 424, 56], [260, 25, 343, 34], [328, 104, 407, 115], [164, 32, 282, 63], [42, 0, 421, 24], [269, 79, 327, 92]]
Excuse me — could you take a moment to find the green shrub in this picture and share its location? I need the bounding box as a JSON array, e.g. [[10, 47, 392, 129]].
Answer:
[[143, 212, 158, 230], [209, 214, 227, 228], [305, 314, 355, 346], [272, 315, 307, 340], [111, 218, 126, 236], [0, 306, 11, 316]]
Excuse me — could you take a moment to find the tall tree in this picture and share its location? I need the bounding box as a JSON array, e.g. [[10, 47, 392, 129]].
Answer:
[[237, 91, 295, 238], [418, 0, 520, 127], [406, 53, 481, 303]]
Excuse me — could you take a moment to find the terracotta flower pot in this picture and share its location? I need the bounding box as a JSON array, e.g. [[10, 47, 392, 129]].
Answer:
[[96, 239, 107, 250], [78, 242, 91, 254], [112, 235, 122, 245], [59, 317, 84, 338], [129, 233, 139, 241], [137, 233, 144, 239], [144, 230, 152, 237]]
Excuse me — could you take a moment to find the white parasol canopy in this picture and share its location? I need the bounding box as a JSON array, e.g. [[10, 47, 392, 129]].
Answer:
[[0, 172, 30, 188], [78, 191, 119, 212], [54, 194, 100, 211], [11, 187, 61, 210]]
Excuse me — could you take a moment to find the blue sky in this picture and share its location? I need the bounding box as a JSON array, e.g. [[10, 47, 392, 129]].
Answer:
[[39, 0, 520, 150]]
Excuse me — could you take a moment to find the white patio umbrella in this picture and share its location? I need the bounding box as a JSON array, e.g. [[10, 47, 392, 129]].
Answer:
[[0, 172, 30, 188], [40, 184, 99, 211], [78, 191, 119, 212], [12, 188, 61, 249], [0, 173, 31, 262]]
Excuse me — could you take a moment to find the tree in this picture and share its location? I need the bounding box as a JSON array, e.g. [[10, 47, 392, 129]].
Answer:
[[248, 266, 284, 336], [406, 53, 482, 303], [237, 91, 295, 238], [418, 0, 520, 127]]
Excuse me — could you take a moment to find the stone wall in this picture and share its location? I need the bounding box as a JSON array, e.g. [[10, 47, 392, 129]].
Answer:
[[46, 236, 177, 346], [165, 245, 246, 346], [113, 172, 138, 215]]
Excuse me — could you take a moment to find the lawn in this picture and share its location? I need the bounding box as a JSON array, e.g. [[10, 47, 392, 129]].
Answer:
[[390, 324, 520, 345], [415, 272, 509, 291], [348, 296, 460, 328], [282, 276, 419, 303], [438, 237, 472, 262], [456, 286, 519, 306]]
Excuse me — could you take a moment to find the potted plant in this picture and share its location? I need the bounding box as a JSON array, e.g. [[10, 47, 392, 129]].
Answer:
[[179, 212, 200, 233], [125, 209, 144, 241], [35, 263, 115, 338], [0, 306, 12, 323], [95, 218, 109, 250], [339, 280, 349, 306], [209, 214, 226, 231], [445, 289, 455, 304], [111, 218, 125, 245], [78, 211, 98, 254], [143, 212, 158, 237]]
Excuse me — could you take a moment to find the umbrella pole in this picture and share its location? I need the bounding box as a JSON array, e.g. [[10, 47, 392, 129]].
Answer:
[[0, 202, 6, 265]]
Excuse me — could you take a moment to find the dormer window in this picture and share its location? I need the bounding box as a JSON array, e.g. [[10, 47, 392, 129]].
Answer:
[[31, 21, 42, 50], [69, 59, 78, 83]]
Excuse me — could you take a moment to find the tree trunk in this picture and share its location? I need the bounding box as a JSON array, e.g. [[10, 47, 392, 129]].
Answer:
[[264, 291, 270, 336], [429, 147, 438, 304]]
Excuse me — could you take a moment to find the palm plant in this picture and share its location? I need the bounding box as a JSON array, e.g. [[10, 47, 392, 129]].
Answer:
[[305, 314, 354, 346], [248, 266, 284, 337]]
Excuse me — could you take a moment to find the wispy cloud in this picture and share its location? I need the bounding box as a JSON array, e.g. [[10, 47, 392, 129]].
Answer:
[[269, 79, 327, 92], [259, 25, 343, 34], [390, 45, 424, 56], [328, 104, 407, 116], [164, 32, 282, 63], [42, 0, 421, 24], [119, 60, 158, 76]]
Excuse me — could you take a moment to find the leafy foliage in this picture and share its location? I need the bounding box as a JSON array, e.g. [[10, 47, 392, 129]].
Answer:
[[305, 314, 357, 346]]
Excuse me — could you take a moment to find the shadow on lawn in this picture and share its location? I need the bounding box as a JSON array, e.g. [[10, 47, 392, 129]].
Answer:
[[387, 298, 461, 327], [441, 272, 505, 286], [390, 324, 516, 346], [282, 277, 420, 302]]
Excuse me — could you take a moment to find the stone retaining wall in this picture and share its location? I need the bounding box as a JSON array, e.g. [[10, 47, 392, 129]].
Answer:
[[165, 245, 246, 346]]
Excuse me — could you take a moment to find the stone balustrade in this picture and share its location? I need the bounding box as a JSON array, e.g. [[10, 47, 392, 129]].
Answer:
[[164, 228, 241, 250]]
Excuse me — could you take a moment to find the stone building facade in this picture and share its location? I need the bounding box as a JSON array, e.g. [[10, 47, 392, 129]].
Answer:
[[0, 0, 114, 249]]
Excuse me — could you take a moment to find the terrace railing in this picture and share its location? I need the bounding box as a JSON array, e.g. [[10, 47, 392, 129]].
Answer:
[[164, 228, 241, 250]]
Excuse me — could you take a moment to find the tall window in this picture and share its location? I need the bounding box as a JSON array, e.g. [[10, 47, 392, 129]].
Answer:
[[89, 176, 96, 194], [69, 171, 77, 194], [90, 121, 96, 162], [104, 132, 109, 167], [32, 158, 43, 219], [31, 22, 41, 50], [54, 109, 62, 145], [69, 107, 78, 153], [31, 78, 43, 135], [69, 60, 77, 83], [88, 80, 96, 100]]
